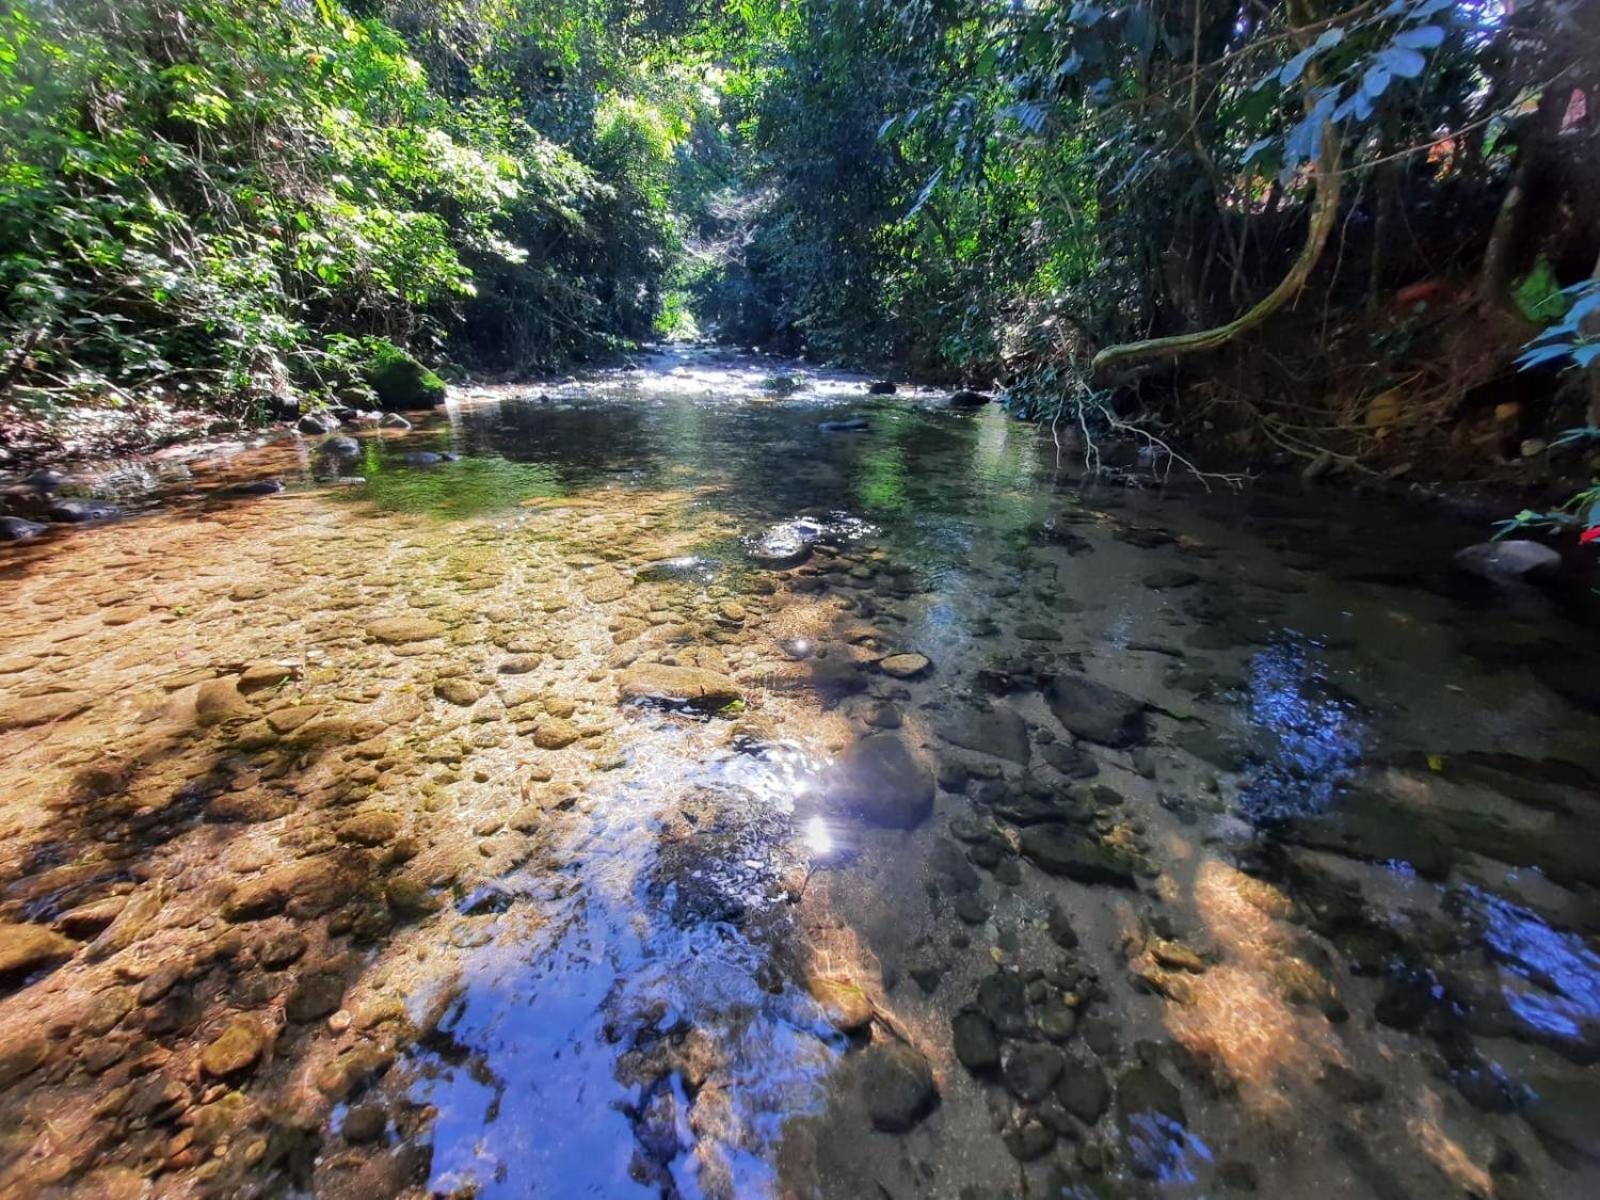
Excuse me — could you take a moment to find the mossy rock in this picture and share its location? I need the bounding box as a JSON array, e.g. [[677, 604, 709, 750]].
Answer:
[[364, 345, 446, 410]]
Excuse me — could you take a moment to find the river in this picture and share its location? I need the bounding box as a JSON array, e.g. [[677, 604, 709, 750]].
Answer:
[[2, 346, 1598, 1198]]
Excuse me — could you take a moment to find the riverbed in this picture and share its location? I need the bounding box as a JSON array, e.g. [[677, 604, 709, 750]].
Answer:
[[2, 346, 1598, 1199]]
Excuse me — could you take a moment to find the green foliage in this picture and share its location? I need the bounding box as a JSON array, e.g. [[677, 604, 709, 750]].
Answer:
[[5, 0, 1596, 451], [1513, 258, 1570, 325], [693, 0, 1589, 404], [1507, 287, 1600, 545], [0, 0, 710, 431], [1516, 281, 1600, 374]]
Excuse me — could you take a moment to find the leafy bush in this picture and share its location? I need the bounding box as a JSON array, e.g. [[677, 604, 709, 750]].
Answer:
[[0, 0, 705, 435]]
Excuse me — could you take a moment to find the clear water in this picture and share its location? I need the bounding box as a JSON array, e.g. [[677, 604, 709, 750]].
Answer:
[[1, 346, 1598, 1198]]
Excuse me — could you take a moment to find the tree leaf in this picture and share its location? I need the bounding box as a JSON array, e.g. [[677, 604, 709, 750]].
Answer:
[[1362, 63, 1392, 99], [1241, 137, 1274, 165], [1379, 46, 1426, 79], [1394, 25, 1445, 49], [1280, 48, 1314, 87]]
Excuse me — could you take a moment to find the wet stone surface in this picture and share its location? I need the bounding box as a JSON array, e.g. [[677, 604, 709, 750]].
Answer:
[[1, 345, 1599, 1198]]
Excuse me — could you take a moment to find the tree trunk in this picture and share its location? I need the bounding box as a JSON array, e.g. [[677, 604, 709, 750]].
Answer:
[[1479, 84, 1568, 307], [1091, 134, 1342, 378]]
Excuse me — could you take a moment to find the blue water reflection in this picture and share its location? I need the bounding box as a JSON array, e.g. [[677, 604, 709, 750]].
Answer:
[[1238, 638, 1365, 821], [408, 738, 838, 1197], [1122, 1113, 1214, 1184], [1466, 887, 1600, 1042]]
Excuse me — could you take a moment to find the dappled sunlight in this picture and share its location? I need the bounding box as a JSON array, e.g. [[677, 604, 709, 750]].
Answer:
[[1407, 1086, 1492, 1197], [1173, 859, 1342, 1109]]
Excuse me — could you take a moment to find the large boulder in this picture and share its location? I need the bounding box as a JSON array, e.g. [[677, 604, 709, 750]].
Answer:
[[364, 344, 446, 410], [827, 734, 934, 829], [1453, 539, 1561, 582], [1045, 674, 1147, 747]]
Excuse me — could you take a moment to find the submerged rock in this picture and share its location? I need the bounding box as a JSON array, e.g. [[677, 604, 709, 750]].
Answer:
[[320, 435, 362, 458], [977, 971, 1029, 1037], [827, 734, 934, 829], [1004, 1043, 1065, 1102], [201, 1016, 266, 1078], [1045, 674, 1147, 747], [938, 704, 1030, 764], [1042, 740, 1099, 779], [226, 478, 285, 496], [619, 663, 741, 710], [223, 856, 360, 922], [22, 469, 66, 492], [194, 677, 256, 726], [748, 519, 824, 568], [1020, 825, 1136, 886], [809, 976, 874, 1033], [0, 922, 78, 986], [818, 418, 869, 432], [286, 972, 345, 1022], [366, 616, 447, 644], [952, 1008, 1001, 1073], [434, 677, 485, 706], [1523, 1074, 1600, 1164], [0, 516, 46, 541], [531, 717, 582, 749], [949, 390, 990, 408], [1115, 1063, 1185, 1128], [859, 1040, 938, 1132], [879, 652, 930, 679], [1056, 1059, 1110, 1121], [1454, 539, 1561, 582], [342, 1103, 388, 1144], [48, 498, 121, 523]]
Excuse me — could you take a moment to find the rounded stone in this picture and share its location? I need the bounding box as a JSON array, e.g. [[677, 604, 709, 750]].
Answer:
[[201, 1016, 266, 1078], [879, 653, 931, 679], [859, 1040, 938, 1132]]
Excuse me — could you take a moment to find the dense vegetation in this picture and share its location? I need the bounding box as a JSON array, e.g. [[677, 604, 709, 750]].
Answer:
[[3, 0, 1599, 512], [0, 0, 702, 429]]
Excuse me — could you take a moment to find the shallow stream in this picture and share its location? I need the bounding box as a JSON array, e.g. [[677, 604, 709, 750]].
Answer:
[[2, 347, 1599, 1199]]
